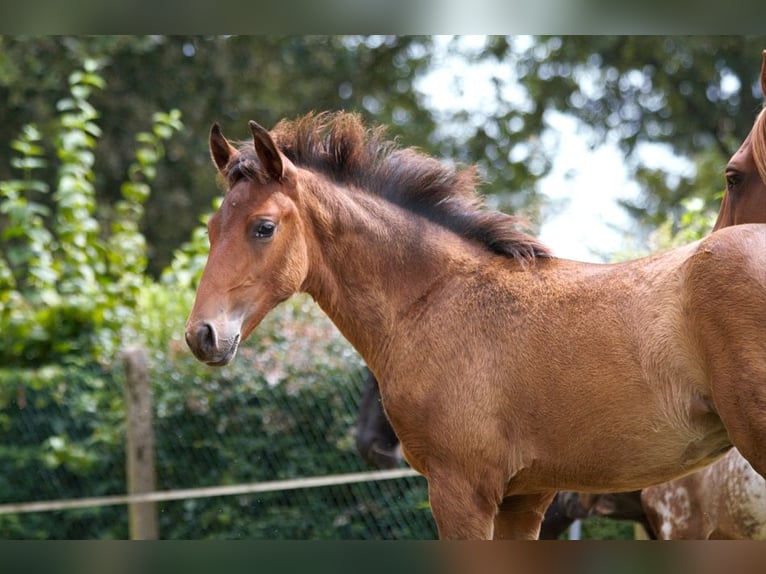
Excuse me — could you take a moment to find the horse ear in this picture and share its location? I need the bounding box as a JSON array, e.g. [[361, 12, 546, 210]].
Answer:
[[209, 123, 237, 173], [249, 120, 285, 181]]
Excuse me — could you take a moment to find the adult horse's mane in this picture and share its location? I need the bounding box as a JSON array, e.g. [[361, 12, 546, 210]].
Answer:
[[225, 111, 551, 261], [753, 107, 766, 183]]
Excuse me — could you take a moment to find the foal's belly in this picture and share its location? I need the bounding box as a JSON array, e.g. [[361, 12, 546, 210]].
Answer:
[[510, 420, 732, 494]]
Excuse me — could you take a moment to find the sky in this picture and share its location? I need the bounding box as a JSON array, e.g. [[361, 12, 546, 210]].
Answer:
[[416, 36, 692, 263], [535, 112, 640, 262]]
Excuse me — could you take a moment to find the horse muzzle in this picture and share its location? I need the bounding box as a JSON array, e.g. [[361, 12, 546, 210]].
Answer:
[[185, 320, 241, 367]]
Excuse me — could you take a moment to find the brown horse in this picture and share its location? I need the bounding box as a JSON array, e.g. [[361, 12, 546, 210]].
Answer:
[[185, 111, 766, 539], [636, 50, 766, 541]]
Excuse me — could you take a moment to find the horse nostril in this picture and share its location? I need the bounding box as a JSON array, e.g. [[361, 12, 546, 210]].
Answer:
[[192, 322, 217, 355]]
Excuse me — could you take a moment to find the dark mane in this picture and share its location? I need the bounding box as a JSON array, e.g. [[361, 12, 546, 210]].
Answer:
[[231, 111, 551, 261]]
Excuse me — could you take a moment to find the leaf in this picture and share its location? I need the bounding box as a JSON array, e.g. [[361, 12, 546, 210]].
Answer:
[[153, 124, 173, 139], [10, 157, 47, 171], [135, 132, 155, 144], [70, 84, 91, 101], [10, 140, 45, 157], [79, 72, 106, 89], [136, 147, 158, 166], [83, 121, 102, 138], [121, 182, 150, 203], [56, 98, 77, 112]]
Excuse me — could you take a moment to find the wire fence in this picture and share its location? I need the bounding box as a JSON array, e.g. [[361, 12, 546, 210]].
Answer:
[[0, 330, 437, 539]]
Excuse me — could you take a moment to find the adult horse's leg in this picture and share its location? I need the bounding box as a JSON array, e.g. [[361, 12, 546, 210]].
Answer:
[[494, 493, 557, 540], [713, 371, 766, 480], [711, 312, 766, 478], [690, 233, 766, 479]]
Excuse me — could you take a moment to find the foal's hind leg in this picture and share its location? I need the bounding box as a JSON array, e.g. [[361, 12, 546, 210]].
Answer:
[[493, 493, 557, 540]]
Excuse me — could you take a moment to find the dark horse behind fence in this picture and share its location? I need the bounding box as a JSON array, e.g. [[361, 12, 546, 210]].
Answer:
[[185, 109, 766, 539], [356, 367, 401, 469], [355, 49, 766, 540]]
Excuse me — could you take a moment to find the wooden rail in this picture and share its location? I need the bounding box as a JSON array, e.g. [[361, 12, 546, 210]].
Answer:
[[0, 468, 421, 515]]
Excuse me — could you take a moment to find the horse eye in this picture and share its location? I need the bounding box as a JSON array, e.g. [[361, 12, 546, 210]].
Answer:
[[725, 171, 741, 192], [250, 220, 276, 240]]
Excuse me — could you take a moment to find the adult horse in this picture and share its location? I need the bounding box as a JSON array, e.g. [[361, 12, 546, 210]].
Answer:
[[638, 49, 766, 541], [185, 111, 766, 539]]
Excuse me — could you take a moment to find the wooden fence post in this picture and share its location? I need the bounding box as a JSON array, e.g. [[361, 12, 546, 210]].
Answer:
[[122, 345, 159, 539]]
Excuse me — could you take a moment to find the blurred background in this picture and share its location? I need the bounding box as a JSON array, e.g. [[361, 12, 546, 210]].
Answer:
[[0, 35, 763, 539]]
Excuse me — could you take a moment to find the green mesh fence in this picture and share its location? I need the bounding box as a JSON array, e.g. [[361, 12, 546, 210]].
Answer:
[[0, 298, 437, 539]]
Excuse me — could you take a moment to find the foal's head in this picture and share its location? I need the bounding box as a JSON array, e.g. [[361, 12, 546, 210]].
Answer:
[[713, 50, 766, 231], [185, 121, 308, 366]]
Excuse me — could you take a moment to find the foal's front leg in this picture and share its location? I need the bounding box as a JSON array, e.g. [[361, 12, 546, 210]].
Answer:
[[493, 493, 557, 540], [428, 473, 556, 539], [427, 473, 499, 539]]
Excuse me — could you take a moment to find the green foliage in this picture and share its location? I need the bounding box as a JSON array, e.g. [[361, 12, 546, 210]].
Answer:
[[618, 146, 725, 233], [0, 60, 182, 365], [105, 108, 183, 342], [0, 362, 127, 539], [160, 200, 219, 291], [511, 36, 763, 159], [2, 36, 759, 266], [0, 287, 436, 539], [610, 194, 719, 264], [0, 36, 447, 276], [579, 517, 637, 540]]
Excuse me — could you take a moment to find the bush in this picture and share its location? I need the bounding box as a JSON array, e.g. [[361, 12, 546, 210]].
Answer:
[[0, 284, 436, 539], [0, 362, 127, 538]]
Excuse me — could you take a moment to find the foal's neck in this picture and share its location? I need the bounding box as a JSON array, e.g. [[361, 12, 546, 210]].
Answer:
[[300, 182, 485, 370]]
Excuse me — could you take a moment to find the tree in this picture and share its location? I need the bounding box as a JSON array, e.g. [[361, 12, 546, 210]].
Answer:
[[493, 36, 764, 231]]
